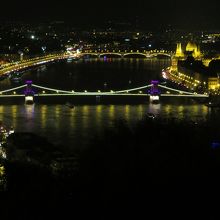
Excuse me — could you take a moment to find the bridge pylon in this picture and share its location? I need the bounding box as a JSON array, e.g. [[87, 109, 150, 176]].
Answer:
[[149, 80, 160, 104], [24, 80, 34, 104]]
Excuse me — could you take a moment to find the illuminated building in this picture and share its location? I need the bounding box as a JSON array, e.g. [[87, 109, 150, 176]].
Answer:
[[175, 42, 201, 59], [208, 77, 219, 90], [171, 58, 178, 71], [172, 43, 182, 71], [208, 76, 220, 91], [185, 42, 201, 59], [175, 43, 184, 58]]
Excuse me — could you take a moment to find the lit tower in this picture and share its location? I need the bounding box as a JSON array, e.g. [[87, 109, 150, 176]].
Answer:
[[175, 43, 184, 58], [172, 43, 184, 71], [194, 45, 201, 59]]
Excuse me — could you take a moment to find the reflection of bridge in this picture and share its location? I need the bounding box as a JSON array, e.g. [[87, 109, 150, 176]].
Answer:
[[0, 80, 208, 104], [81, 50, 174, 58]]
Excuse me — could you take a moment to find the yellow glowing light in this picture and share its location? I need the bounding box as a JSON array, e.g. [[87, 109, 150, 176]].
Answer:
[[0, 166, 5, 175]]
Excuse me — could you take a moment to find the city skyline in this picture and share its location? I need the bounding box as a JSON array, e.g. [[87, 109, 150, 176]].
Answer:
[[1, 0, 220, 30]]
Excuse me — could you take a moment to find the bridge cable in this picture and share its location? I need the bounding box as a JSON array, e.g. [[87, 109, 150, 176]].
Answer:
[[0, 85, 27, 94], [32, 84, 75, 94], [158, 84, 200, 95], [114, 84, 152, 93]]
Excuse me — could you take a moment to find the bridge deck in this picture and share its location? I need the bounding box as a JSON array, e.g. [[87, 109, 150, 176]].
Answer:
[[0, 93, 208, 98]]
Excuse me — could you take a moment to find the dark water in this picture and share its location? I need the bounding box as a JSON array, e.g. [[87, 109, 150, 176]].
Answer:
[[1, 58, 171, 91], [0, 104, 210, 149], [0, 58, 213, 149]]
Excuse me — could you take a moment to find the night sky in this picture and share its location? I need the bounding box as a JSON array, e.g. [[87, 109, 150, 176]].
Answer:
[[1, 0, 220, 29]]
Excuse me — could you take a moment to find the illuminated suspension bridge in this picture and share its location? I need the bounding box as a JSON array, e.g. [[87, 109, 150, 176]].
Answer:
[[0, 80, 209, 104]]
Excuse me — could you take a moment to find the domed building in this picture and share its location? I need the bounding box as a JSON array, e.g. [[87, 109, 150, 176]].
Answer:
[[175, 42, 202, 59], [186, 42, 197, 51], [185, 42, 201, 58]]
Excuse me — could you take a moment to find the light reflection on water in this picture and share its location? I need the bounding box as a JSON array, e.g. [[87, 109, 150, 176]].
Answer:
[[0, 165, 6, 191], [0, 104, 211, 149], [41, 105, 47, 130]]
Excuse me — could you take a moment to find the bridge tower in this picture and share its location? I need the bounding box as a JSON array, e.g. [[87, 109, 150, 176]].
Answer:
[[24, 80, 34, 104], [149, 80, 160, 103]]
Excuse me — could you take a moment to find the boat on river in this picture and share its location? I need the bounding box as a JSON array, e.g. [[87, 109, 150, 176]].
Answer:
[[65, 102, 74, 109]]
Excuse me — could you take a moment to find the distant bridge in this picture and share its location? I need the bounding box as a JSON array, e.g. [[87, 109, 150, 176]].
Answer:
[[80, 50, 174, 58]]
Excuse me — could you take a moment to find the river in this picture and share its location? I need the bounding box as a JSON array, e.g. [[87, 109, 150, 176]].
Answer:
[[0, 57, 214, 149]]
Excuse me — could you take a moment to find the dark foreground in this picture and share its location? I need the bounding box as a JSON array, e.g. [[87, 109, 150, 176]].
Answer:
[[1, 114, 220, 218]]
